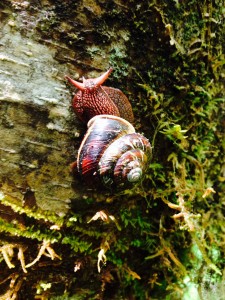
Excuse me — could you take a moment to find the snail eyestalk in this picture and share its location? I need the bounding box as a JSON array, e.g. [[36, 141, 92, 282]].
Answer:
[[93, 67, 113, 86], [65, 76, 85, 91]]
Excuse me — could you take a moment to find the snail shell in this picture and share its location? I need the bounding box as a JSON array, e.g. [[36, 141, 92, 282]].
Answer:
[[77, 115, 151, 187]]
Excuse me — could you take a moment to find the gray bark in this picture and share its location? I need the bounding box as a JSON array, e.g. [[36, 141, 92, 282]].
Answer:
[[0, 5, 92, 215]]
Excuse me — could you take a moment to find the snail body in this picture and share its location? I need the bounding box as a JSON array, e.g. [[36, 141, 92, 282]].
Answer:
[[77, 115, 151, 187], [66, 68, 151, 188], [66, 68, 134, 123]]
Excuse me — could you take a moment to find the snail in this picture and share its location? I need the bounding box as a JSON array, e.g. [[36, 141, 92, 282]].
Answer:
[[66, 69, 151, 188]]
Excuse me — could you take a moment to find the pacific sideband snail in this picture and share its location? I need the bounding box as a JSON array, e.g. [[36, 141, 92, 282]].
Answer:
[[66, 68, 151, 188]]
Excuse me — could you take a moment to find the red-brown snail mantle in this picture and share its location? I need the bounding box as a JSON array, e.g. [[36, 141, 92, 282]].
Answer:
[[65, 68, 134, 124]]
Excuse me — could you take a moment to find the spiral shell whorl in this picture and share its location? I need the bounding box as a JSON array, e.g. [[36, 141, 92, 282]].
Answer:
[[113, 148, 149, 185], [99, 133, 151, 186], [127, 167, 142, 182]]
